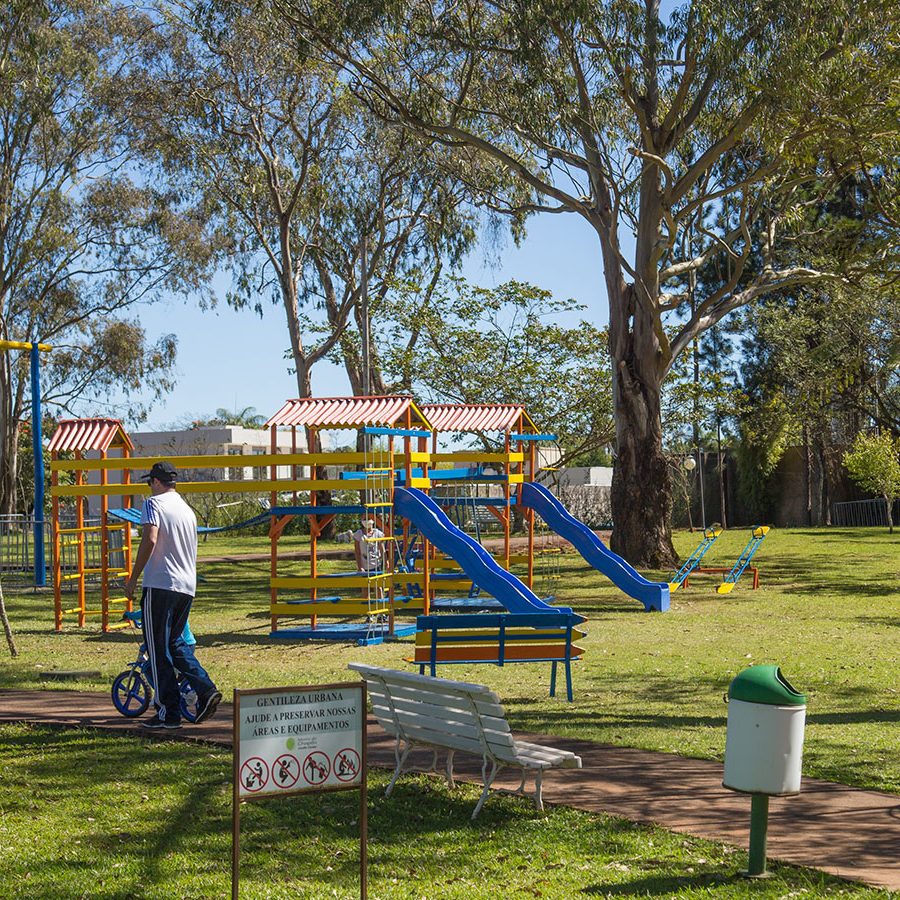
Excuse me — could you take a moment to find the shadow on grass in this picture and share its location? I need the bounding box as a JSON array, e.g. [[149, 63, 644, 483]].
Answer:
[[582, 872, 734, 895], [807, 709, 900, 726]]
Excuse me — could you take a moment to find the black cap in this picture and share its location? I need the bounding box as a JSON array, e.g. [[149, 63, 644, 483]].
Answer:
[[140, 461, 178, 483]]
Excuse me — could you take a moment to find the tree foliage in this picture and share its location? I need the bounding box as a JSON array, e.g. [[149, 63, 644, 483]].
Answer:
[[379, 278, 613, 463], [141, 0, 477, 403], [277, 0, 899, 565], [843, 431, 900, 532], [0, 0, 218, 514]]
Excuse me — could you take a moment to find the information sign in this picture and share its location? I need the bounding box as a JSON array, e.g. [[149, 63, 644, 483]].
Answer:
[[232, 683, 367, 899], [235, 684, 364, 799]]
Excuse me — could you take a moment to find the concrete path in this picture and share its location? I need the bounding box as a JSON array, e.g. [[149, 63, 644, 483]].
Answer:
[[1, 689, 897, 892]]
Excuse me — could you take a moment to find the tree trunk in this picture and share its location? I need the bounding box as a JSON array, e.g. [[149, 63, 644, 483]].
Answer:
[[885, 494, 894, 534], [0, 578, 17, 657], [717, 421, 727, 530], [608, 286, 677, 568], [0, 419, 20, 517], [803, 426, 813, 526]]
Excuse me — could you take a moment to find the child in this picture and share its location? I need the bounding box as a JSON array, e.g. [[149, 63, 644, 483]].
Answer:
[[337, 518, 385, 573]]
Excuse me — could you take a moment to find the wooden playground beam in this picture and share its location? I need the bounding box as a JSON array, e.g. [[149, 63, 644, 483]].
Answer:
[[49, 451, 432, 471]]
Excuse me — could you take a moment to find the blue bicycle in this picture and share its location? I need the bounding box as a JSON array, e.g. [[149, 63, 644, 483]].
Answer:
[[111, 610, 199, 722]]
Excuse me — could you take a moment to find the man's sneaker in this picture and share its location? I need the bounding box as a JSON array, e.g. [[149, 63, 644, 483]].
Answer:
[[194, 690, 222, 724], [142, 715, 181, 730]]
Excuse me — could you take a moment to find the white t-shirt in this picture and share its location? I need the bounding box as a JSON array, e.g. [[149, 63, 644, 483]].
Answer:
[[354, 527, 384, 572], [140, 491, 198, 595]]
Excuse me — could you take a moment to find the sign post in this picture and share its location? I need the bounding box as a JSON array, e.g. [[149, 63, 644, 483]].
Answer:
[[232, 682, 367, 899]]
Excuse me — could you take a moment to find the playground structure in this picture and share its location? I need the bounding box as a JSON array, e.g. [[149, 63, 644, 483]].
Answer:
[[680, 526, 770, 593], [48, 397, 670, 654], [48, 420, 135, 632], [669, 526, 723, 592]]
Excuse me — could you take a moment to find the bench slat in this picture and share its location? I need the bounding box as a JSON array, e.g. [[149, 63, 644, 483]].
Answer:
[[388, 694, 511, 731], [348, 663, 582, 818]]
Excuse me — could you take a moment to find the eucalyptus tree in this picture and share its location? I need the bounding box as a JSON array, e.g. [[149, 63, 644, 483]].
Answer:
[[379, 277, 614, 463], [144, 1, 476, 404], [0, 0, 216, 515], [280, 0, 898, 565]]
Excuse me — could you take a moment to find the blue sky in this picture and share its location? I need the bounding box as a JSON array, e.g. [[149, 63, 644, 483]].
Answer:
[[128, 211, 609, 430]]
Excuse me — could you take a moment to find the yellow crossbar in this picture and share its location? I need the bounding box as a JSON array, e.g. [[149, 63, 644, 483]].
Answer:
[[107, 621, 135, 630], [272, 601, 390, 616], [107, 596, 129, 604], [51, 451, 425, 472], [430, 452, 524, 463], [272, 574, 392, 589], [51, 477, 389, 498], [58, 526, 102, 534], [59, 573, 83, 581]]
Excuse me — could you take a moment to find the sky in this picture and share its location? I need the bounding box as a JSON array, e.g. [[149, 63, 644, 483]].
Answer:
[[123, 212, 610, 431]]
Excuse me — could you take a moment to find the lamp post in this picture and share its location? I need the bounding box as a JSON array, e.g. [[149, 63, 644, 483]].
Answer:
[[0, 339, 52, 586], [684, 449, 706, 531]]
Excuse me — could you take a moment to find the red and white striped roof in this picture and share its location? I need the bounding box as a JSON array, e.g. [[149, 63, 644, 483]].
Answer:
[[420, 404, 538, 434], [47, 418, 133, 453], [265, 396, 432, 429]]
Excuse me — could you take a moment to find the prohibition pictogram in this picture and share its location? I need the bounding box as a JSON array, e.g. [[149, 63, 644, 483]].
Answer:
[[302, 750, 331, 786], [333, 747, 361, 782], [273, 753, 300, 789], [240, 757, 269, 793]]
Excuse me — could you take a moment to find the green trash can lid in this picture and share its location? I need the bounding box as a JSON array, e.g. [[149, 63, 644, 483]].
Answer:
[[728, 665, 807, 706]]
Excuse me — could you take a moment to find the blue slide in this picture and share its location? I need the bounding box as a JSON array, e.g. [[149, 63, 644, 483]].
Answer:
[[394, 487, 573, 617], [517, 482, 669, 612]]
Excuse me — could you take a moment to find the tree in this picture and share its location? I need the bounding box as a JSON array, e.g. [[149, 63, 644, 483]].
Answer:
[[0, 574, 17, 657], [736, 276, 899, 525], [664, 320, 745, 527], [141, 0, 476, 405], [189, 407, 267, 429], [0, 0, 217, 515], [281, 0, 898, 565], [379, 277, 614, 464], [843, 431, 900, 533]]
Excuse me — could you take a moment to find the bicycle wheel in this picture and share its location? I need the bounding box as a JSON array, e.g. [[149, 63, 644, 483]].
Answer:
[[179, 678, 199, 723], [111, 669, 152, 717]]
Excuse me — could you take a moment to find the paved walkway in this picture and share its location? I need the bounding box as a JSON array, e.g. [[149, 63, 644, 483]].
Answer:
[[1, 689, 897, 892]]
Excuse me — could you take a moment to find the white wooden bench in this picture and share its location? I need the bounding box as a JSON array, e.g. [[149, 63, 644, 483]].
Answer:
[[348, 663, 582, 819]]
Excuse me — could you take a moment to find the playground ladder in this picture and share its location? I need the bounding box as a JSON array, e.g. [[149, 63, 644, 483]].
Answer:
[[669, 527, 722, 591], [717, 526, 770, 594]]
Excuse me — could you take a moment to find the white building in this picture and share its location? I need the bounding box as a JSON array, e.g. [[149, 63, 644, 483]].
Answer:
[[82, 425, 308, 516], [130, 425, 307, 482]]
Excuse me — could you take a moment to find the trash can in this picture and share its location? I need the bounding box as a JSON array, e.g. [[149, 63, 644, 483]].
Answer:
[[724, 665, 807, 795], [723, 665, 807, 878]]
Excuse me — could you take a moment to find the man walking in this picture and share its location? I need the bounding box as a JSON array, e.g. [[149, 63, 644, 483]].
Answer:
[[124, 461, 221, 729]]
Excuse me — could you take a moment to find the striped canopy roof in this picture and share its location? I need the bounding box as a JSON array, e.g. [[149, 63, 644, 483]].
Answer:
[[265, 396, 432, 430], [420, 404, 538, 434], [47, 418, 133, 453]]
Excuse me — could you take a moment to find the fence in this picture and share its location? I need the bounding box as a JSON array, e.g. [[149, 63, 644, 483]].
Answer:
[[0, 514, 121, 586], [831, 498, 900, 527]]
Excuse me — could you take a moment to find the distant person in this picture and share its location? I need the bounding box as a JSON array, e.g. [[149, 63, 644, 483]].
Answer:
[[337, 518, 385, 573], [124, 461, 221, 729]]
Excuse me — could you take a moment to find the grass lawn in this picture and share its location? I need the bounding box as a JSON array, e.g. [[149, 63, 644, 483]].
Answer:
[[2, 526, 896, 792], [0, 723, 892, 899]]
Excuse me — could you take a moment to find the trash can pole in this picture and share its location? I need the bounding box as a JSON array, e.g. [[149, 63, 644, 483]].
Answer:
[[747, 793, 769, 876]]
